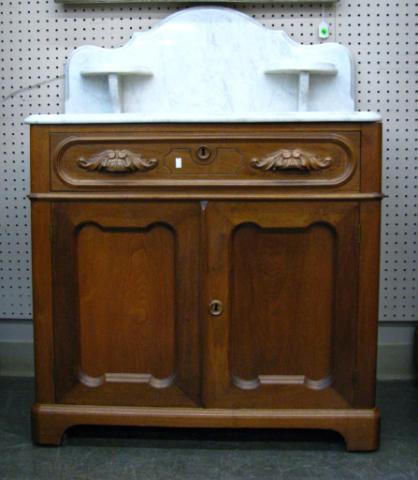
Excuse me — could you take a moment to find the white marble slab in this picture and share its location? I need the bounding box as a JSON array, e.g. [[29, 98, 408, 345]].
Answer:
[[25, 112, 381, 124], [61, 7, 359, 119]]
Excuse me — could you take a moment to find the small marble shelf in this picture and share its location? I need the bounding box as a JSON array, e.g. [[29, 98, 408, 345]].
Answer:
[[80, 67, 153, 113], [265, 62, 337, 75], [265, 62, 337, 112], [80, 66, 153, 77]]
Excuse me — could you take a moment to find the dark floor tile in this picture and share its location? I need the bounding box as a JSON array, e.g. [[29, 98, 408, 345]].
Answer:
[[0, 378, 417, 480]]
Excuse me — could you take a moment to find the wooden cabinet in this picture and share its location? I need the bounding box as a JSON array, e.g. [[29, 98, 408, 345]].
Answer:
[[30, 123, 382, 451]]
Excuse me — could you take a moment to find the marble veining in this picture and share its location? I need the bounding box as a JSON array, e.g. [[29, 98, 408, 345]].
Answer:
[[66, 8, 355, 116]]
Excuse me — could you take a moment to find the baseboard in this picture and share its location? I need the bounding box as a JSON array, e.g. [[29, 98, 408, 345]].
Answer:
[[0, 341, 416, 380], [377, 343, 416, 380], [0, 341, 34, 377]]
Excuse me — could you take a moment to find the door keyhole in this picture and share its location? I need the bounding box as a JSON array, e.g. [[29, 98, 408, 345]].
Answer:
[[209, 299, 223, 316], [196, 145, 212, 162]]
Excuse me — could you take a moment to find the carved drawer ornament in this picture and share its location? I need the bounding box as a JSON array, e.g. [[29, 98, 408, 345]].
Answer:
[[78, 149, 158, 173], [251, 148, 333, 172]]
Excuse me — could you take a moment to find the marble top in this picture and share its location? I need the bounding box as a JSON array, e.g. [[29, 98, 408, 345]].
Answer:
[[26, 7, 381, 124], [25, 112, 381, 124]]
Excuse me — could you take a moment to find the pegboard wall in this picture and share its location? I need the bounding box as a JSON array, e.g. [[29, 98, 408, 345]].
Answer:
[[0, 1, 416, 321]]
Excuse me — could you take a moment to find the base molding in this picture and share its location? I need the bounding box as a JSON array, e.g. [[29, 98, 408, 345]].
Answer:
[[32, 403, 380, 452]]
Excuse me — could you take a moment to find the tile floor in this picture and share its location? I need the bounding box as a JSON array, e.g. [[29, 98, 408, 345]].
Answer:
[[0, 377, 417, 480]]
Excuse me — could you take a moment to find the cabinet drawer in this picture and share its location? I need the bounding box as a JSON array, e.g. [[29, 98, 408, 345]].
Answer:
[[50, 130, 360, 190]]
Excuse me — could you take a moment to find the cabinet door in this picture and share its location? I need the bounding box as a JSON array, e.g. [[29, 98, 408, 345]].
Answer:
[[203, 202, 360, 409], [52, 202, 200, 407]]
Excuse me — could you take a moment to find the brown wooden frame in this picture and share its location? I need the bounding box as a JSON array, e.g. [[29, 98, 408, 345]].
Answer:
[[30, 121, 382, 451]]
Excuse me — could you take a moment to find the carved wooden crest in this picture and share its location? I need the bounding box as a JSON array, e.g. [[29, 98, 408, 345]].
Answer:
[[78, 149, 158, 173], [251, 149, 333, 172]]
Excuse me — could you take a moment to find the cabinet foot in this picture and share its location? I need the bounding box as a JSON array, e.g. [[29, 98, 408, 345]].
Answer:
[[32, 404, 68, 446], [339, 412, 380, 452]]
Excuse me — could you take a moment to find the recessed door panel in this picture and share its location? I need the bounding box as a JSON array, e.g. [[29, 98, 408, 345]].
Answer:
[[204, 202, 359, 409], [77, 223, 176, 384], [52, 202, 200, 407], [231, 222, 334, 387]]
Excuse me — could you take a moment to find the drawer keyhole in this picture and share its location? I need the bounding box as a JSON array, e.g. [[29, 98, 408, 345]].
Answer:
[[209, 299, 223, 316], [196, 145, 212, 161]]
